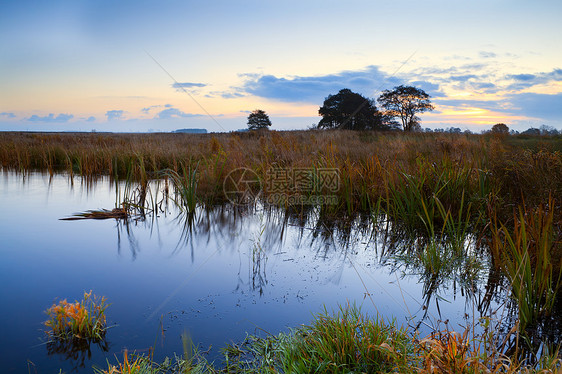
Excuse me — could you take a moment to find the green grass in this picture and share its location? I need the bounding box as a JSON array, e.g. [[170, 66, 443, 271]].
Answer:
[[489, 197, 562, 332], [91, 304, 562, 373]]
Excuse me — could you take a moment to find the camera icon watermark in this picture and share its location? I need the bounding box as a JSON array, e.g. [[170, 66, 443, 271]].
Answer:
[[223, 167, 340, 206], [223, 167, 262, 205]]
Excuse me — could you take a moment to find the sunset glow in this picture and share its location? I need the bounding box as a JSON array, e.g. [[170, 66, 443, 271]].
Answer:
[[1, 0, 561, 133]]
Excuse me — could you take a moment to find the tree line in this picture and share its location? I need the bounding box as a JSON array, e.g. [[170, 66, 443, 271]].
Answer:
[[317, 86, 434, 131], [246, 86, 559, 135], [246, 85, 435, 132]]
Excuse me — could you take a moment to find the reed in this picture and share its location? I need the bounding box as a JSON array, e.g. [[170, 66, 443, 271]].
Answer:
[[162, 161, 199, 214], [1, 131, 559, 226], [382, 156, 483, 236], [489, 197, 562, 332]]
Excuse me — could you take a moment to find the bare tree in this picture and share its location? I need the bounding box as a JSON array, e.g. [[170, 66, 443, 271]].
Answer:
[[378, 85, 434, 131]]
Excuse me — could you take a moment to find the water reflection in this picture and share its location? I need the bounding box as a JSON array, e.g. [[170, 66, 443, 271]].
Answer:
[[46, 337, 109, 372], [2, 172, 560, 371], [59, 176, 508, 326]]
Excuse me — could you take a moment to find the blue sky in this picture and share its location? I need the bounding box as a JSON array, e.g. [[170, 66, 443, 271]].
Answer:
[[1, 0, 561, 132]]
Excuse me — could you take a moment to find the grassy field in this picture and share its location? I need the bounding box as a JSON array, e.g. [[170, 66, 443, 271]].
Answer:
[[3, 130, 562, 371], [1, 130, 560, 210]]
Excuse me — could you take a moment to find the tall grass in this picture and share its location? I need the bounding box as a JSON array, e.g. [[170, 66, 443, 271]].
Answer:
[[162, 162, 199, 214], [1, 131, 559, 224], [489, 197, 562, 332]]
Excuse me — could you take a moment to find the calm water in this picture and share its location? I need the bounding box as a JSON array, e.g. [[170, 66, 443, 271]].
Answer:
[[0, 171, 497, 372]]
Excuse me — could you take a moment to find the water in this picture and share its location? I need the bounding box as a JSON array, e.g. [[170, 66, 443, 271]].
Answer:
[[0, 171, 496, 372]]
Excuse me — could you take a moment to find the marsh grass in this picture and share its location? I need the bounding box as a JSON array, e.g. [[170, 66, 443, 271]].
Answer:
[[279, 305, 415, 373], [489, 197, 562, 332], [218, 304, 416, 373], [45, 291, 109, 342], [95, 334, 212, 374], [116, 304, 560, 373], [161, 162, 199, 214], [6, 131, 559, 369], [83, 302, 562, 373], [1, 131, 559, 226]]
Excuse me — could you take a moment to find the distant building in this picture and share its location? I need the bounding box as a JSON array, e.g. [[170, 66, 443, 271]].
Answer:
[[173, 128, 207, 134]]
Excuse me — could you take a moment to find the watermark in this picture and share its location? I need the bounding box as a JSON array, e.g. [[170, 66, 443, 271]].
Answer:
[[265, 193, 339, 206], [223, 167, 262, 205], [223, 167, 340, 206]]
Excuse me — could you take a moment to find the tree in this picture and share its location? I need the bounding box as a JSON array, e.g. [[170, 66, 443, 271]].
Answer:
[[378, 85, 434, 131], [491, 123, 509, 134], [317, 89, 389, 130], [540, 125, 560, 136], [247, 109, 272, 130], [521, 128, 541, 136]]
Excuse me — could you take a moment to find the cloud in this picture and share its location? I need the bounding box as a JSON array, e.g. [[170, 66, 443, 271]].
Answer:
[[232, 66, 448, 104], [221, 92, 245, 99], [106, 110, 125, 121], [448, 74, 478, 82], [155, 107, 203, 119], [409, 81, 445, 98], [479, 51, 497, 59], [27, 113, 74, 122], [435, 91, 562, 125], [86, 116, 96, 122], [237, 65, 396, 103], [172, 82, 207, 92], [507, 73, 536, 81], [473, 82, 497, 90], [141, 104, 172, 113], [434, 98, 501, 111], [506, 92, 562, 120], [505, 68, 562, 90], [0, 112, 16, 118]]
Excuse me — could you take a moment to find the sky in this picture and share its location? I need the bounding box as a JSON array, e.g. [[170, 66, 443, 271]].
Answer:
[[1, 0, 561, 133]]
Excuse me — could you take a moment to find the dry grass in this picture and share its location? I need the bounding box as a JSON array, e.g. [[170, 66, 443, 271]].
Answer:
[[3, 130, 559, 213]]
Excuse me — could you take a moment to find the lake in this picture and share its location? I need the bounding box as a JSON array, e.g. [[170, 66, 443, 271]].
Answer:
[[0, 171, 499, 372]]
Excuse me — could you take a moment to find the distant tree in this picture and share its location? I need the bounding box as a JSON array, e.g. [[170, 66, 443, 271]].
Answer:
[[540, 125, 560, 136], [318, 89, 390, 130], [247, 109, 272, 130], [490, 123, 509, 134], [378, 85, 435, 131], [521, 128, 541, 136]]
